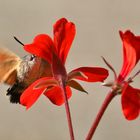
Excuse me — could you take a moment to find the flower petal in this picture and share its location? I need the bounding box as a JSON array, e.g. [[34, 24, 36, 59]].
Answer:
[[121, 83, 140, 120], [44, 86, 72, 105], [24, 34, 54, 63], [118, 30, 140, 81], [68, 67, 109, 82], [20, 77, 57, 109], [53, 18, 76, 64], [34, 78, 58, 89], [20, 86, 44, 110]]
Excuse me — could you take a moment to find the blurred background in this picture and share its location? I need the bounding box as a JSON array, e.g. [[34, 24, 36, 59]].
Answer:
[[0, 0, 140, 139]]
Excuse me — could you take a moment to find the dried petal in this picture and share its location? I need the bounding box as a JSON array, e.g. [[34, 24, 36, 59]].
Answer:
[[67, 80, 88, 93]]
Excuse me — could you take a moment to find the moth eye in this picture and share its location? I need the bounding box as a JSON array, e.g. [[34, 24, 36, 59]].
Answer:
[[23, 55, 35, 61], [30, 55, 35, 61]]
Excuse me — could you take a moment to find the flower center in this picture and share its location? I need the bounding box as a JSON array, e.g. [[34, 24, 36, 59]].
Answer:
[[111, 82, 122, 94]]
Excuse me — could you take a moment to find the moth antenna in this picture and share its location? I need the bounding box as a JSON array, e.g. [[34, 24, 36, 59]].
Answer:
[[14, 36, 24, 46]]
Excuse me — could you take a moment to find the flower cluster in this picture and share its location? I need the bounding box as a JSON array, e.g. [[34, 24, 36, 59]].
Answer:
[[19, 18, 140, 121], [4, 18, 140, 140]]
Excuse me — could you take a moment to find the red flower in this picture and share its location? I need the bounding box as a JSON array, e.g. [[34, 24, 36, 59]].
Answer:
[[105, 30, 140, 120], [20, 18, 109, 109], [119, 31, 140, 120]]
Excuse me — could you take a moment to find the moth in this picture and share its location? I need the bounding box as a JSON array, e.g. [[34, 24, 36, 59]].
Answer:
[[0, 46, 51, 104]]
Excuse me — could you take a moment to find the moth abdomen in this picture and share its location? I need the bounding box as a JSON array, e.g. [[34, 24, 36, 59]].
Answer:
[[7, 81, 25, 104]]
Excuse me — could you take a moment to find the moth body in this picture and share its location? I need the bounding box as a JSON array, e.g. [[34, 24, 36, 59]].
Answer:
[[0, 47, 51, 103]]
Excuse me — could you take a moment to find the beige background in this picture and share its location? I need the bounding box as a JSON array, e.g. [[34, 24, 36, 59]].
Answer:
[[0, 0, 140, 140]]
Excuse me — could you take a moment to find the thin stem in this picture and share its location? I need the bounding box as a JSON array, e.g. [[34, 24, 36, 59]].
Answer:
[[60, 79, 75, 140], [86, 91, 116, 140]]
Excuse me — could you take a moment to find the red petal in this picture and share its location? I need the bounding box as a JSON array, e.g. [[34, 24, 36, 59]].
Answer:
[[24, 34, 54, 63], [43, 86, 72, 106], [118, 30, 140, 81], [68, 67, 109, 82], [53, 18, 76, 64], [20, 77, 57, 109], [20, 86, 44, 110], [34, 77, 58, 89], [122, 83, 140, 120]]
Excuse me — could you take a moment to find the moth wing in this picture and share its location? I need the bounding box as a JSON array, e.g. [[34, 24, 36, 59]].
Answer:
[[0, 47, 21, 85]]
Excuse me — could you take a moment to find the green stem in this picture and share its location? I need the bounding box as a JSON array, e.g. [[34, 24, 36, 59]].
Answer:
[[86, 91, 116, 140]]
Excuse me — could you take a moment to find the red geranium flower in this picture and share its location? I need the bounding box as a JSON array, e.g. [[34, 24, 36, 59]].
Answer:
[[119, 30, 140, 120], [104, 30, 140, 120], [20, 18, 109, 109]]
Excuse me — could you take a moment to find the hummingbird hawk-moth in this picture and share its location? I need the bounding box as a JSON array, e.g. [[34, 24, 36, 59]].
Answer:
[[0, 46, 51, 104]]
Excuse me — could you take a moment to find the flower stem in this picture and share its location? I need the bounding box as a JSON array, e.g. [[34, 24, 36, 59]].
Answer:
[[60, 79, 75, 140], [86, 91, 116, 140]]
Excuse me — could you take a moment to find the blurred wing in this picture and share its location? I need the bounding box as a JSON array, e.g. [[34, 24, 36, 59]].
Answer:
[[0, 47, 21, 85]]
